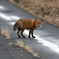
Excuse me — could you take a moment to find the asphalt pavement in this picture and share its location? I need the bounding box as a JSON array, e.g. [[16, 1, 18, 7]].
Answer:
[[0, 0, 59, 59]]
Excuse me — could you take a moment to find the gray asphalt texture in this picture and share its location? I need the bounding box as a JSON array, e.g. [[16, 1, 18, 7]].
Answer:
[[0, 0, 59, 59]]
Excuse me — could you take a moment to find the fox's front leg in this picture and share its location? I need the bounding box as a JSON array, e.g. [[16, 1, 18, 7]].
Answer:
[[28, 30, 31, 38], [31, 30, 35, 38], [29, 30, 35, 38]]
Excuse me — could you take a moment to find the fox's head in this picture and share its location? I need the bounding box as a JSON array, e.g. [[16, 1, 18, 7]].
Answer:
[[35, 19, 43, 28]]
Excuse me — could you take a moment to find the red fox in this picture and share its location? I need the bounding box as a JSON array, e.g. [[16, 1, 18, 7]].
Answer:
[[13, 19, 43, 38]]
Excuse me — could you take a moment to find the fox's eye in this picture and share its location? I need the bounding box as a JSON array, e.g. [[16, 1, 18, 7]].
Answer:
[[37, 23, 41, 24], [37, 23, 39, 24]]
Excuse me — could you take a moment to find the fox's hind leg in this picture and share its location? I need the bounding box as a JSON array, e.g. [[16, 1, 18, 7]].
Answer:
[[20, 29, 25, 38], [17, 29, 21, 38]]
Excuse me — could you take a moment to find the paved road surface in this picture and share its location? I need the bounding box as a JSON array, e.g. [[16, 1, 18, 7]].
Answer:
[[0, 0, 59, 59]]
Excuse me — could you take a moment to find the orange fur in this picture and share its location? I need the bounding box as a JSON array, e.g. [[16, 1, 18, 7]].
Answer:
[[13, 19, 43, 38]]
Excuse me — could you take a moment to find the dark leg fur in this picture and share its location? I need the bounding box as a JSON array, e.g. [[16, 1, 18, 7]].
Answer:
[[28, 30, 31, 38], [17, 30, 21, 38], [20, 29, 25, 38], [29, 30, 35, 38], [31, 30, 35, 38]]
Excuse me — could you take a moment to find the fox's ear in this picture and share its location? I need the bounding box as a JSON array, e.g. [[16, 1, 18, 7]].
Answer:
[[41, 19, 43, 22]]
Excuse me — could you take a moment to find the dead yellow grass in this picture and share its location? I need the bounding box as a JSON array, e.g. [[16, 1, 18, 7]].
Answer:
[[1, 26, 11, 39], [9, 40, 40, 58], [9, 0, 59, 27]]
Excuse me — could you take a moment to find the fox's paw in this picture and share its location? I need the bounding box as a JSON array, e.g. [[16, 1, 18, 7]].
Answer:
[[28, 36, 31, 38], [32, 36, 35, 38], [18, 36, 21, 38], [22, 36, 26, 38]]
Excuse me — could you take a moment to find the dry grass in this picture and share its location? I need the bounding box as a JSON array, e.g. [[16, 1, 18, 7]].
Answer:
[[9, 40, 40, 58], [9, 0, 59, 27], [1, 26, 11, 39]]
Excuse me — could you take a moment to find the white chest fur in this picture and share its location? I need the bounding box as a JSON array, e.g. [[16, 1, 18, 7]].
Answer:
[[35, 25, 42, 29]]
